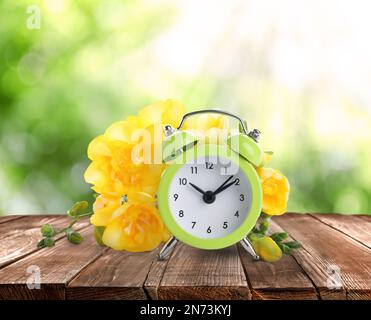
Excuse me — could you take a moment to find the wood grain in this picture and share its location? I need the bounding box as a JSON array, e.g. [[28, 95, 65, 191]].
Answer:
[[144, 249, 172, 300], [356, 214, 371, 223], [0, 213, 369, 300], [0, 226, 105, 300], [0, 216, 22, 224], [157, 243, 250, 300], [67, 249, 158, 300], [0, 215, 90, 268], [310, 214, 371, 249], [276, 214, 371, 300], [238, 219, 318, 300]]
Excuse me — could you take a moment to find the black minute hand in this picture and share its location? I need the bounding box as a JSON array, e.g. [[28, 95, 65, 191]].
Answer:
[[213, 179, 237, 196], [213, 175, 234, 194]]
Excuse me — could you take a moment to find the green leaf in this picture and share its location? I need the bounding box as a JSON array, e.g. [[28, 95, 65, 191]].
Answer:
[[270, 232, 288, 243], [67, 231, 83, 244], [94, 226, 106, 246], [284, 240, 301, 249], [41, 224, 55, 237], [278, 243, 292, 254], [67, 201, 89, 217]]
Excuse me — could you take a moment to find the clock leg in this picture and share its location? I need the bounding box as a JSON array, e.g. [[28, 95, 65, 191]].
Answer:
[[240, 237, 260, 261], [157, 236, 177, 261]]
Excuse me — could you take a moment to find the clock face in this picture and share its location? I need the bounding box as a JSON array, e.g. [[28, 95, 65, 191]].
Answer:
[[168, 155, 252, 239]]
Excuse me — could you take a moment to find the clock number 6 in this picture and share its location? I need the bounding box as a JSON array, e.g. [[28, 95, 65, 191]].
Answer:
[[207, 226, 212, 234]]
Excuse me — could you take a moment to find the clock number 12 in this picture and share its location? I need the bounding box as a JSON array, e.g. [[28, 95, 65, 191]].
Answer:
[[205, 162, 214, 170]]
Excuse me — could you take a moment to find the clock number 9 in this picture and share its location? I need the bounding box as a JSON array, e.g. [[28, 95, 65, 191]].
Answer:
[[173, 194, 179, 201], [179, 210, 184, 217]]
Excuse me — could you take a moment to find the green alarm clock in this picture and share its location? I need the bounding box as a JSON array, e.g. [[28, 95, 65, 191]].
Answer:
[[157, 109, 263, 260]]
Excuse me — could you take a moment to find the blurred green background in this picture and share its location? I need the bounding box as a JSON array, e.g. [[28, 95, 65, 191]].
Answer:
[[1, 0, 370, 215]]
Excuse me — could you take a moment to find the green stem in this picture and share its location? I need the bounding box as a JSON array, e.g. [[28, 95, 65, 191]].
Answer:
[[54, 212, 93, 236]]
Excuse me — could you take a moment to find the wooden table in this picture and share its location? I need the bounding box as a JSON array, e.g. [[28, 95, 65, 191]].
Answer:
[[0, 213, 370, 300]]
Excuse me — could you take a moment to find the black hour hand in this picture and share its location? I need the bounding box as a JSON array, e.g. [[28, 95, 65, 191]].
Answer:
[[189, 182, 206, 195]]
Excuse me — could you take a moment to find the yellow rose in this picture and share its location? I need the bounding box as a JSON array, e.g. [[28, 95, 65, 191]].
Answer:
[[256, 167, 290, 215]]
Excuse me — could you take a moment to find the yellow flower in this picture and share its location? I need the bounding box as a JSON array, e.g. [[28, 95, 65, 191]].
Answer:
[[138, 99, 185, 128], [84, 99, 185, 198], [252, 236, 282, 262], [261, 151, 273, 167], [184, 114, 231, 144], [90, 194, 170, 252], [256, 167, 290, 215]]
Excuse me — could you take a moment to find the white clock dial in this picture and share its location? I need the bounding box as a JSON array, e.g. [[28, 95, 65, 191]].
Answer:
[[168, 155, 252, 239]]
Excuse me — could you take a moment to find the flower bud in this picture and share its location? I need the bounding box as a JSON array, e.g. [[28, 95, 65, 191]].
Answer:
[[68, 201, 89, 217], [41, 224, 55, 237], [67, 231, 83, 244], [37, 237, 55, 248]]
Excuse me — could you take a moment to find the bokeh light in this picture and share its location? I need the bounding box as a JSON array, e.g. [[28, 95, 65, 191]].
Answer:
[[0, 0, 370, 215]]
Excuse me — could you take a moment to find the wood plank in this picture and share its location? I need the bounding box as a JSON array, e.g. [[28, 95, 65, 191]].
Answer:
[[357, 214, 371, 223], [0, 226, 105, 300], [157, 243, 250, 300], [67, 249, 158, 300], [310, 214, 371, 249], [275, 214, 371, 300], [0, 216, 23, 224], [144, 249, 172, 300], [238, 220, 318, 300], [0, 215, 90, 268]]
